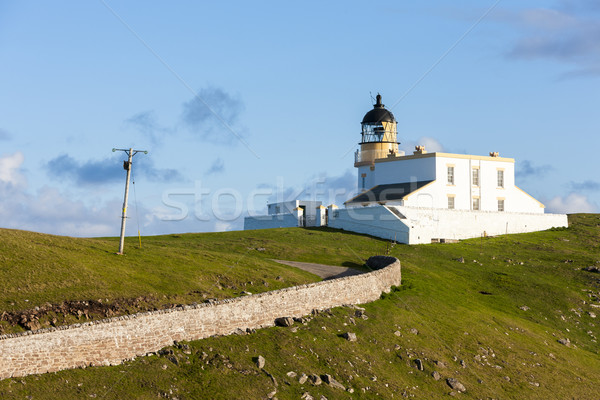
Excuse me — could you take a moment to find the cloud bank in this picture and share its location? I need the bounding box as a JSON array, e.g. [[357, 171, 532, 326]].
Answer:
[[0, 152, 118, 236], [45, 154, 182, 185], [501, 5, 600, 77], [516, 160, 552, 179], [546, 192, 598, 214], [569, 180, 600, 192]]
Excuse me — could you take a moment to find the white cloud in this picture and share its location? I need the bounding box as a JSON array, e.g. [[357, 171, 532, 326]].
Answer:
[[0, 151, 127, 237], [0, 151, 25, 186], [546, 192, 598, 214]]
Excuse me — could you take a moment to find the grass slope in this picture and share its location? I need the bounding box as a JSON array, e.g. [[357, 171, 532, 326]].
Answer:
[[0, 214, 599, 399]]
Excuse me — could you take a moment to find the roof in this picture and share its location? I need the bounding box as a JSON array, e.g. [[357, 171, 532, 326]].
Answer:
[[345, 180, 435, 204], [361, 94, 396, 124]]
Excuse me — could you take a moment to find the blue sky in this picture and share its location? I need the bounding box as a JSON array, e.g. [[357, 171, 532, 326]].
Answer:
[[1, 1, 599, 237]]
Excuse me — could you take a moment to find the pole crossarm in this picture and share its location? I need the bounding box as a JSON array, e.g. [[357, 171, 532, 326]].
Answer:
[[113, 147, 148, 255], [113, 148, 148, 156]]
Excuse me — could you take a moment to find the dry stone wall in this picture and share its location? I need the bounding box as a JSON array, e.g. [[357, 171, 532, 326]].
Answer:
[[0, 258, 401, 380]]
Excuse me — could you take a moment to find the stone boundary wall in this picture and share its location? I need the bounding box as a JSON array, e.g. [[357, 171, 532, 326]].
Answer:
[[0, 258, 401, 380]]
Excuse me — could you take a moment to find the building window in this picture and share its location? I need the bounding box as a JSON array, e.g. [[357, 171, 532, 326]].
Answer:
[[472, 197, 480, 211], [497, 170, 504, 188], [498, 199, 505, 212], [448, 196, 455, 210], [472, 168, 479, 186], [447, 166, 455, 185]]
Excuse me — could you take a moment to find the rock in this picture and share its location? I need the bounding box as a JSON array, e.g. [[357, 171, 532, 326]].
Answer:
[[558, 338, 571, 347], [347, 388, 354, 393], [365, 255, 397, 269], [267, 390, 277, 399], [264, 371, 278, 387], [321, 374, 345, 390], [460, 360, 466, 368], [309, 374, 322, 385], [275, 317, 294, 327], [354, 309, 367, 319], [167, 355, 179, 366], [519, 305, 530, 311], [434, 360, 447, 368], [342, 332, 357, 342], [504, 376, 511, 382], [286, 371, 297, 378], [298, 374, 308, 384], [431, 371, 441, 380], [301, 393, 313, 400], [410, 328, 419, 335], [24, 320, 41, 331], [414, 359, 424, 371], [394, 330, 402, 336], [255, 355, 266, 369], [446, 378, 466, 393], [589, 312, 597, 318], [457, 257, 465, 263], [584, 266, 600, 273]]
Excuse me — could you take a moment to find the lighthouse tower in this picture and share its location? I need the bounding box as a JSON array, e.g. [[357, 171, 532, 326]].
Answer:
[[354, 94, 403, 191], [354, 94, 400, 166]]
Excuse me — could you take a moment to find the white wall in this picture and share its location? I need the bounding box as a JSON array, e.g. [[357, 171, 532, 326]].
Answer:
[[358, 156, 436, 190], [328, 206, 410, 243], [316, 207, 327, 227], [394, 206, 567, 244], [361, 154, 543, 214], [328, 204, 568, 244]]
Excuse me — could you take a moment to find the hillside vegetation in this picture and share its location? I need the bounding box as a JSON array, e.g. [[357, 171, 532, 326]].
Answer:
[[0, 214, 599, 399]]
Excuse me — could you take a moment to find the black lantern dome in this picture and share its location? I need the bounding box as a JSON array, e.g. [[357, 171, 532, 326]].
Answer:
[[361, 94, 396, 124]]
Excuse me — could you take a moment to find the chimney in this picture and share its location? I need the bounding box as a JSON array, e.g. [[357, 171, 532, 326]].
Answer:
[[414, 145, 427, 155]]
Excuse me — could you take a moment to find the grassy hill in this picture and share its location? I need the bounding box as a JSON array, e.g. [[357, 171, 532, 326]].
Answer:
[[0, 214, 599, 399]]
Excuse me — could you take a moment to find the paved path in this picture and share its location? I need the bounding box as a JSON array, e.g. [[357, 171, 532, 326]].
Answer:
[[272, 259, 364, 280]]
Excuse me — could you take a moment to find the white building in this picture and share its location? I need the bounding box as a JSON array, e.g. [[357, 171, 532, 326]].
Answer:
[[245, 94, 568, 243], [244, 200, 324, 230]]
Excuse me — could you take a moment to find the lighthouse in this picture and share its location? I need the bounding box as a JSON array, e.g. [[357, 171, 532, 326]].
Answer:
[[355, 94, 401, 165], [354, 94, 404, 191], [246, 93, 568, 243]]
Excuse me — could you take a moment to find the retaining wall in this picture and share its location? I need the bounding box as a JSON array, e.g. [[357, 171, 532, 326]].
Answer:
[[0, 258, 401, 380]]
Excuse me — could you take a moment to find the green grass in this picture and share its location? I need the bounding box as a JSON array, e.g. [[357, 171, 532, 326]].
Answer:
[[0, 227, 384, 333], [0, 214, 599, 399]]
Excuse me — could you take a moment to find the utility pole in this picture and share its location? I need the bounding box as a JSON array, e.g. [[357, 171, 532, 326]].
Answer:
[[113, 148, 148, 255]]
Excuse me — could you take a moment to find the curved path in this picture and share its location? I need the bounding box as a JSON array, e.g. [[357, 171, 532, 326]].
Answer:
[[272, 259, 364, 280]]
